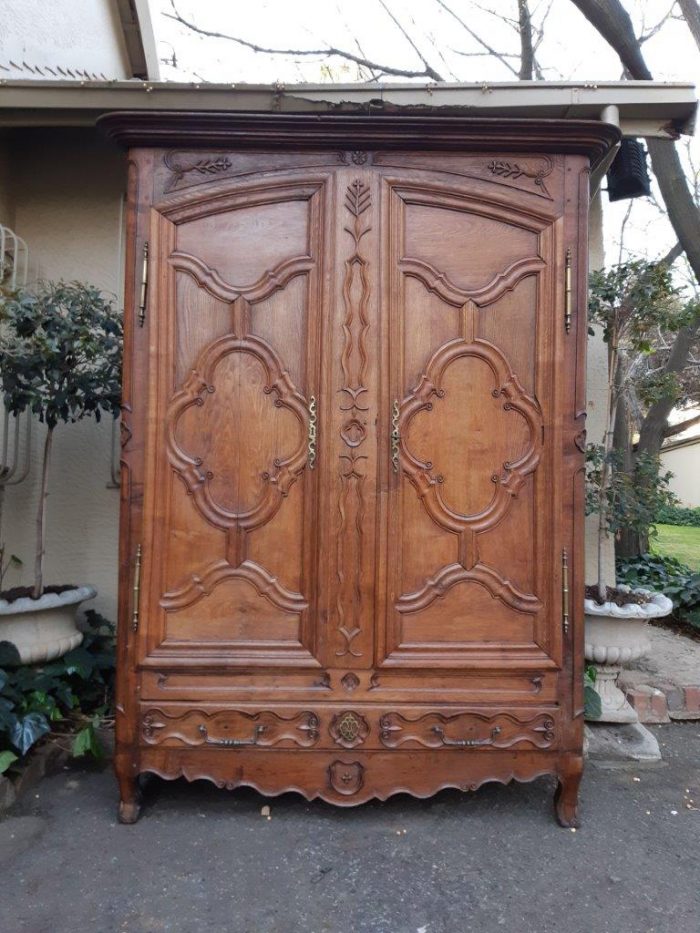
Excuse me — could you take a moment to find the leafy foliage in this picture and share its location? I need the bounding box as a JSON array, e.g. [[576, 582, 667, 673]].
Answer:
[[586, 447, 677, 539], [584, 665, 602, 721], [589, 260, 682, 351], [0, 281, 122, 429], [0, 610, 115, 769], [617, 553, 700, 631], [655, 503, 700, 527], [586, 260, 686, 591]]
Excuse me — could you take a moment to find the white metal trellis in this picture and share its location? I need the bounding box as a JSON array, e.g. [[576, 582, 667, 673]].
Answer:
[[0, 224, 28, 288]]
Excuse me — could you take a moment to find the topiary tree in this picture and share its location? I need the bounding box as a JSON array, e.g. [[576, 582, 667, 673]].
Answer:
[[0, 282, 122, 599]]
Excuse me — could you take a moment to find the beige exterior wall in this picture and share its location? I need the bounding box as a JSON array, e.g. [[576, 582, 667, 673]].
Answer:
[[0, 142, 15, 228], [660, 442, 700, 508], [0, 134, 614, 621], [1, 131, 126, 620], [0, 0, 132, 80], [585, 190, 616, 587]]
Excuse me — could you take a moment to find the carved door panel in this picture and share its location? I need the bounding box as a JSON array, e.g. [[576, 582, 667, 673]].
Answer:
[[380, 179, 562, 669], [139, 178, 328, 667]]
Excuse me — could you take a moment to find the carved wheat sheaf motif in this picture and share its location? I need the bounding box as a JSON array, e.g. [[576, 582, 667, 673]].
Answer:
[[486, 157, 553, 199], [164, 151, 233, 192], [336, 180, 372, 658]]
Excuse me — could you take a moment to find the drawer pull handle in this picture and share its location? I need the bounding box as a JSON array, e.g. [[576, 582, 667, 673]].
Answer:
[[432, 725, 501, 748], [198, 724, 265, 747]]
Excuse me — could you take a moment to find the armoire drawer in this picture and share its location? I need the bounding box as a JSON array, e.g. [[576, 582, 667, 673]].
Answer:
[[139, 704, 560, 752]]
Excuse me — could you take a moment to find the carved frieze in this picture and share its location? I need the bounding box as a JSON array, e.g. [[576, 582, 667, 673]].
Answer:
[[141, 708, 320, 748], [378, 711, 556, 749]]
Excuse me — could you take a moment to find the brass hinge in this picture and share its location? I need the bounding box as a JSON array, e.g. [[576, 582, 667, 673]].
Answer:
[[564, 248, 572, 334], [562, 548, 570, 635], [138, 241, 149, 327], [131, 543, 142, 632]]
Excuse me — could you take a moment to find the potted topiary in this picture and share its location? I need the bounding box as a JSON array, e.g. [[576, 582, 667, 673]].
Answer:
[[0, 282, 122, 663], [584, 260, 677, 722]]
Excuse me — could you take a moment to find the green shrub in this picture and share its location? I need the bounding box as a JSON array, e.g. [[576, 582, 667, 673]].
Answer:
[[0, 610, 115, 773], [617, 553, 700, 631], [655, 503, 700, 527]]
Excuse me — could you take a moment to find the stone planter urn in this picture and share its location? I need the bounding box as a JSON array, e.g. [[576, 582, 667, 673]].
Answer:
[[584, 586, 673, 723], [0, 586, 96, 664]]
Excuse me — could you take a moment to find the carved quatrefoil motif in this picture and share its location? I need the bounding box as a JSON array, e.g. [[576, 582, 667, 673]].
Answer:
[[330, 710, 370, 749], [394, 253, 546, 617], [166, 332, 308, 532]]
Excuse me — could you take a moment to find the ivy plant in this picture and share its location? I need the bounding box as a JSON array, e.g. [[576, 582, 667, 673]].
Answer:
[[0, 610, 115, 772]]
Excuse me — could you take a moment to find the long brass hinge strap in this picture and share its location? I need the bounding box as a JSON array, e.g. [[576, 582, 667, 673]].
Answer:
[[131, 543, 142, 632], [562, 548, 570, 635], [564, 248, 572, 334], [138, 241, 149, 327]]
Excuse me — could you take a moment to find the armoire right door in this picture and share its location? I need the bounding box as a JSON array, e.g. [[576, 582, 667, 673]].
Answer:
[[378, 174, 565, 677]]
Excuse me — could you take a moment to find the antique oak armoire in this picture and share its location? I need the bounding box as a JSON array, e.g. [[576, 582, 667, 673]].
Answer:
[[101, 112, 619, 826]]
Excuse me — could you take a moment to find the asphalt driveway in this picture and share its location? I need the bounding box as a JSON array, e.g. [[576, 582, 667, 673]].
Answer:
[[1, 722, 698, 933]]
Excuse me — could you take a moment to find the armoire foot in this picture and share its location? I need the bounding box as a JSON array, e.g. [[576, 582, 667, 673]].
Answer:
[[554, 756, 583, 828]]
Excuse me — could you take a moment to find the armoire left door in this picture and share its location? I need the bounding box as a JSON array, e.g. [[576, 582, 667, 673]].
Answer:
[[138, 174, 329, 673]]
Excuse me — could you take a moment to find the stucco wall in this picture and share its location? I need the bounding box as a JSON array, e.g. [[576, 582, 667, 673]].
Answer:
[[0, 0, 131, 80], [660, 442, 700, 507], [585, 190, 616, 587], [2, 130, 126, 620], [0, 142, 15, 228], [1, 134, 615, 621]]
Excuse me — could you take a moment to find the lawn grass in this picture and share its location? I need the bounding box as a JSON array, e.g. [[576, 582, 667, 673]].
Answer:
[[652, 523, 700, 571]]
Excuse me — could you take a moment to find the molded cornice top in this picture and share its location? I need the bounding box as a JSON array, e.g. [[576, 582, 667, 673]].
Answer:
[[98, 112, 621, 167]]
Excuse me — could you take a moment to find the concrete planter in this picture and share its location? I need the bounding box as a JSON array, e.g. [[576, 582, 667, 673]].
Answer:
[[584, 587, 673, 723], [0, 586, 96, 664]]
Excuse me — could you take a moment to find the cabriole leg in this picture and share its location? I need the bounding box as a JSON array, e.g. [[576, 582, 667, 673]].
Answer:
[[554, 755, 583, 828], [116, 761, 142, 824]]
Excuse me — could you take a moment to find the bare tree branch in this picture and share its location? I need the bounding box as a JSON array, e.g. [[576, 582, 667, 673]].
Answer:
[[638, 2, 676, 44], [434, 0, 520, 76], [663, 412, 700, 437], [376, 0, 444, 80], [165, 0, 445, 82]]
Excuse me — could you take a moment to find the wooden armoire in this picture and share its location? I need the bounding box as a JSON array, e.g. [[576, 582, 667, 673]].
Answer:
[[101, 112, 619, 826]]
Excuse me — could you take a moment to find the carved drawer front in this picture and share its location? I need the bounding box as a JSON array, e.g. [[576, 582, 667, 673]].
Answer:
[[378, 710, 558, 750], [141, 707, 319, 748]]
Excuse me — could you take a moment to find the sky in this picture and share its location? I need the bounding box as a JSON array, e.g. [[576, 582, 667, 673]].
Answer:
[[151, 0, 699, 272]]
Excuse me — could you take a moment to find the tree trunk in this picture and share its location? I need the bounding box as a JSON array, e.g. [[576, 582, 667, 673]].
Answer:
[[613, 371, 641, 558], [637, 321, 700, 459], [33, 425, 54, 599], [571, 0, 700, 283], [678, 0, 700, 52], [518, 0, 535, 79]]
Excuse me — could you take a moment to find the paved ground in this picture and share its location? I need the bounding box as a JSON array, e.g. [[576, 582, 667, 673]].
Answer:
[[1, 722, 699, 933], [631, 625, 700, 687]]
